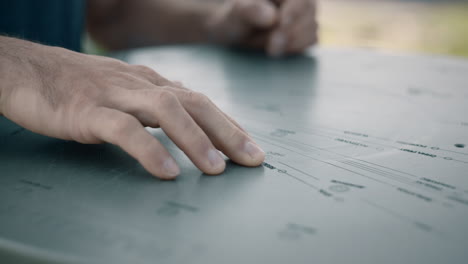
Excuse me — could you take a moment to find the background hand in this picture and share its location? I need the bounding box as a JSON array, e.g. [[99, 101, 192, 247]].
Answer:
[[207, 0, 318, 56]]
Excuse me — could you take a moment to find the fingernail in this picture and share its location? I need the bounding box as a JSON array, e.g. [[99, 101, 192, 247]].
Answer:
[[244, 141, 265, 161], [163, 158, 180, 177], [270, 33, 286, 57], [208, 149, 225, 170]]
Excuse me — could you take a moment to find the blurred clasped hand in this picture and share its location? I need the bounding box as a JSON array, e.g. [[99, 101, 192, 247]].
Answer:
[[207, 0, 318, 56]]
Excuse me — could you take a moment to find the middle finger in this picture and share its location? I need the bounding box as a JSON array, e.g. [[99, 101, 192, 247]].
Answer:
[[105, 87, 227, 175], [166, 87, 265, 167]]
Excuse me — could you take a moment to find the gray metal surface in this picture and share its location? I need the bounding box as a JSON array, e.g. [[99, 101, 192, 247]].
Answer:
[[1, 45, 468, 264]]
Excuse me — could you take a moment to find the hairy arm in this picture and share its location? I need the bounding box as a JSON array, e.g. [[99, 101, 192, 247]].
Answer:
[[0, 37, 42, 119], [0, 36, 265, 179]]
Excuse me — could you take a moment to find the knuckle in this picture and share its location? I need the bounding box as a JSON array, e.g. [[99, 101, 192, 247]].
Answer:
[[107, 58, 129, 70], [192, 134, 213, 153], [186, 91, 210, 108], [173, 81, 186, 88], [227, 127, 247, 144], [104, 56, 126, 65], [112, 71, 137, 83], [109, 115, 136, 142], [134, 64, 158, 76], [178, 122, 208, 150], [156, 90, 179, 107]]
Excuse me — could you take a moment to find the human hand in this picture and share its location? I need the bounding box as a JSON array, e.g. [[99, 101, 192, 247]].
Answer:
[[0, 37, 265, 179], [207, 0, 318, 56]]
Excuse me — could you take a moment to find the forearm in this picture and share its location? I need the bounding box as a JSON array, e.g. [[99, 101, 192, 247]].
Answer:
[[87, 0, 221, 50], [0, 34, 265, 179], [0, 36, 38, 116]]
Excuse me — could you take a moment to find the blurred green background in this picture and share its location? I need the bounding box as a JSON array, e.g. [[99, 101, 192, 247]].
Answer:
[[84, 0, 468, 58]]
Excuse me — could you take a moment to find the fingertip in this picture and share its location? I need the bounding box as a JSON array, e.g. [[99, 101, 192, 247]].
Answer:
[[162, 158, 181, 177], [244, 141, 266, 166], [224, 140, 265, 167], [173, 81, 185, 88], [156, 174, 178, 181], [145, 157, 180, 180], [204, 149, 226, 175]]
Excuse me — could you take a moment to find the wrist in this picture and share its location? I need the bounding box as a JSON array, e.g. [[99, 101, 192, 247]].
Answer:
[[140, 0, 221, 45], [0, 36, 44, 116], [197, 2, 224, 44], [156, 0, 221, 44], [202, 2, 240, 46]]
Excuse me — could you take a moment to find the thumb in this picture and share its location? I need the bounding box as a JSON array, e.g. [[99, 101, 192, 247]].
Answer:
[[234, 0, 278, 28]]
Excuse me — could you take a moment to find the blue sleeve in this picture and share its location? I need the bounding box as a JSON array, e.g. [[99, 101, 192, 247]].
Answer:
[[0, 0, 85, 52]]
